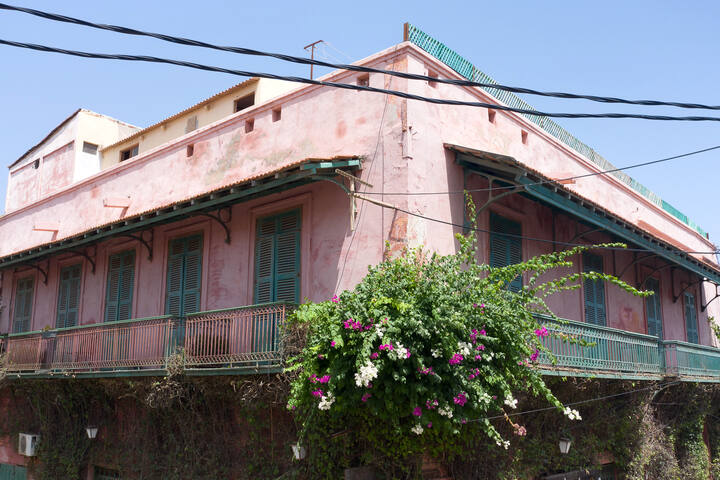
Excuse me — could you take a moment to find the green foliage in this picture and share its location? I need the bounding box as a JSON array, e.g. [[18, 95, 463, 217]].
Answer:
[[287, 201, 647, 476]]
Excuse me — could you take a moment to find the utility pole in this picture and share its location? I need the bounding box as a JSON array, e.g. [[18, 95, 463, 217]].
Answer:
[[304, 40, 324, 80]]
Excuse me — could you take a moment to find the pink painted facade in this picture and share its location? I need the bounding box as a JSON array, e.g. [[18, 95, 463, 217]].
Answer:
[[0, 37, 719, 477]]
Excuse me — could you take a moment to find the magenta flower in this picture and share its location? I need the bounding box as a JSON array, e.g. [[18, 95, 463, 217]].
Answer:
[[427, 422, 432, 428], [312, 390, 323, 397], [317, 354, 324, 359], [379, 344, 394, 351], [406, 350, 412, 359], [331, 295, 339, 303], [530, 349, 540, 362], [425, 399, 438, 410], [479, 329, 487, 336], [535, 326, 549, 338], [319, 375, 331, 384], [412, 406, 422, 417], [473, 303, 478, 308], [370, 352, 379, 359], [361, 393, 372, 402], [331, 341, 336, 347], [449, 354, 464, 365], [453, 392, 468, 406], [477, 344, 485, 351], [475, 355, 482, 360]]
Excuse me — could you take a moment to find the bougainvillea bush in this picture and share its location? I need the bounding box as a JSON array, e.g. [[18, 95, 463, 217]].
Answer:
[[287, 220, 647, 474]]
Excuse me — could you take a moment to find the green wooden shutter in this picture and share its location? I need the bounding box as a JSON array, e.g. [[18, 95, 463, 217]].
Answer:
[[12, 277, 34, 333], [94, 466, 120, 480], [489, 213, 522, 292], [645, 278, 663, 337], [57, 264, 81, 328], [583, 253, 606, 326], [685, 292, 698, 344], [254, 210, 301, 303], [165, 234, 203, 316], [105, 250, 135, 322], [0, 464, 27, 480]]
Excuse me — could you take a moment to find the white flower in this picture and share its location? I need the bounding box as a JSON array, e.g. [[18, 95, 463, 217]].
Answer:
[[318, 392, 335, 410], [438, 405, 454, 418], [431, 348, 442, 358], [478, 392, 492, 404], [495, 439, 510, 449], [504, 396, 518, 409], [354, 361, 378, 387], [375, 323, 384, 339], [563, 407, 582, 421], [457, 341, 472, 356], [389, 342, 409, 361], [411, 424, 424, 435]]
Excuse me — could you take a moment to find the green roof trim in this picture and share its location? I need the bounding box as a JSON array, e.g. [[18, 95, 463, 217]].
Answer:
[[406, 24, 708, 238]]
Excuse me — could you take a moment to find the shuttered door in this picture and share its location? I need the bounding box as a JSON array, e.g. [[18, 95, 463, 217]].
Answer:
[[12, 277, 34, 333], [645, 278, 663, 337], [94, 466, 120, 480], [583, 253, 606, 326], [489, 213, 522, 292], [685, 292, 698, 344], [105, 250, 136, 322], [165, 234, 203, 316], [254, 210, 301, 304], [56, 264, 82, 328]]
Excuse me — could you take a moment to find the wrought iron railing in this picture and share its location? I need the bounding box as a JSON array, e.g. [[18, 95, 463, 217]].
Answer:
[[2, 303, 292, 376], [662, 341, 720, 380], [536, 316, 664, 378]]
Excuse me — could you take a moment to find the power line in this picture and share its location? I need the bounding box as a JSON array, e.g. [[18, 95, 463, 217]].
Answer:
[[3, 38, 720, 123], [468, 381, 680, 423], [358, 144, 720, 196], [3, 2, 720, 112], [353, 194, 720, 256]]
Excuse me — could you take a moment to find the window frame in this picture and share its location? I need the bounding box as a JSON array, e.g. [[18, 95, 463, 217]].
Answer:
[[11, 274, 36, 333], [104, 248, 137, 323], [119, 144, 139, 162], [582, 252, 607, 326], [684, 291, 699, 344], [644, 276, 663, 338], [488, 211, 523, 292]]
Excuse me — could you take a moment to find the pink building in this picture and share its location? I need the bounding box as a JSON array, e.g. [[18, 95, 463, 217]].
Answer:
[[0, 24, 719, 478]]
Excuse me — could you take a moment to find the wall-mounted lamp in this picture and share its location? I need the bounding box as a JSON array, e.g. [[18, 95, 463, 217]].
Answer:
[[86, 426, 98, 440], [559, 437, 572, 454]]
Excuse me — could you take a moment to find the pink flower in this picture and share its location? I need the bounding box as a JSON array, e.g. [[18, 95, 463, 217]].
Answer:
[[475, 355, 482, 360], [529, 349, 539, 362], [427, 422, 432, 428], [331, 295, 339, 303], [312, 390, 323, 397], [453, 392, 468, 406], [319, 375, 331, 384], [479, 329, 487, 336], [449, 354, 464, 365], [492, 395, 497, 400], [379, 344, 394, 351], [514, 425, 527, 436], [425, 399, 438, 410], [361, 393, 372, 402], [535, 326, 549, 338], [461, 419, 467, 424], [317, 354, 324, 360], [477, 345, 485, 351], [366, 383, 373, 389], [412, 406, 422, 417], [309, 374, 318, 383], [331, 341, 336, 347], [406, 350, 412, 359], [473, 303, 478, 308], [370, 352, 379, 359]]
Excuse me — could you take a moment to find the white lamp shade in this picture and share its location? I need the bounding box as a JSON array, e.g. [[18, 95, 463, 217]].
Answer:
[[86, 426, 98, 439], [559, 437, 572, 454], [291, 443, 306, 460]]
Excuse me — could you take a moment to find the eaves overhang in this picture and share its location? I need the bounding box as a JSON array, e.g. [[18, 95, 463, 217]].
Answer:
[[447, 143, 720, 285], [0, 156, 362, 270]]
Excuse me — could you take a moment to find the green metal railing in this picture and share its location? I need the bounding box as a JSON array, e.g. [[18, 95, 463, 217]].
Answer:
[[663, 340, 720, 380], [1, 303, 293, 377], [536, 316, 664, 379]]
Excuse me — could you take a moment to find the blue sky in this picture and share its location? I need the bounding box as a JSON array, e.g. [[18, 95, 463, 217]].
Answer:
[[0, 1, 718, 247]]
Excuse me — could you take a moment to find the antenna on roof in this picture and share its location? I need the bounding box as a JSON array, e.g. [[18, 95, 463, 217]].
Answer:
[[303, 40, 324, 80]]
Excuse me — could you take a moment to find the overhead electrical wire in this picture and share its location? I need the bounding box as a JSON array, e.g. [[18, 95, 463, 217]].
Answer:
[[2, 2, 720, 112], [358, 144, 720, 196], [3, 38, 720, 123]]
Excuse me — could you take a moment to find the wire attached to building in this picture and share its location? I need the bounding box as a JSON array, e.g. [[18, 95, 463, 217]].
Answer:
[[358, 144, 720, 196], [3, 38, 720, 122], [2, 2, 720, 112]]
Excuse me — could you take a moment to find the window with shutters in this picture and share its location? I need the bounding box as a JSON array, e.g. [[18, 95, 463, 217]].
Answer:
[[582, 253, 606, 326], [645, 277, 663, 337], [56, 264, 82, 328], [12, 276, 34, 333], [254, 209, 301, 304], [489, 212, 522, 292], [105, 250, 136, 323], [684, 292, 698, 344], [165, 234, 203, 316]]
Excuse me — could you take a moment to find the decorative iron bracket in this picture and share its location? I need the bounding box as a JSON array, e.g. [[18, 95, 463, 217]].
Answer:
[[17, 261, 48, 284], [618, 253, 658, 280], [473, 171, 526, 216], [568, 227, 604, 244], [199, 207, 232, 244], [701, 283, 720, 312], [67, 246, 97, 274], [673, 277, 704, 304], [637, 263, 674, 289], [121, 229, 154, 261]]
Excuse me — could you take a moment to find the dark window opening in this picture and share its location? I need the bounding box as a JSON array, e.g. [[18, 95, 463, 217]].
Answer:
[[235, 93, 255, 112], [33, 159, 40, 169], [272, 108, 282, 122], [82, 142, 99, 155], [357, 74, 370, 87], [245, 119, 255, 133], [120, 145, 139, 162], [428, 70, 438, 88], [186, 144, 194, 157]]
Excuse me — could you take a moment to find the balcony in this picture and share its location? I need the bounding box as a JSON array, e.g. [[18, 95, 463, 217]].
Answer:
[[537, 315, 720, 382], [1, 303, 292, 378]]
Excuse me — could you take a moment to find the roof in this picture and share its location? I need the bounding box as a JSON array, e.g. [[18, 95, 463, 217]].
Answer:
[[407, 24, 710, 239], [447, 143, 720, 282], [100, 77, 259, 152], [0, 155, 361, 268], [8, 109, 139, 169]]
